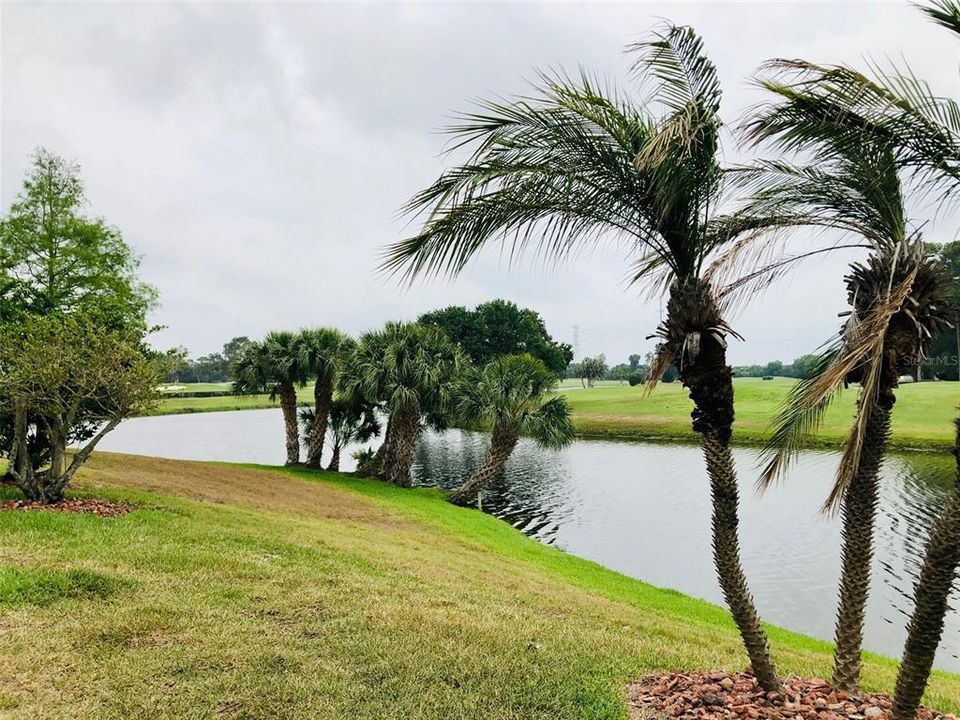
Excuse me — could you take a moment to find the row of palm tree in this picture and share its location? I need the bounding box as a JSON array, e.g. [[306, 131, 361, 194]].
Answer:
[[232, 322, 574, 503], [231, 328, 352, 467], [381, 3, 960, 714]]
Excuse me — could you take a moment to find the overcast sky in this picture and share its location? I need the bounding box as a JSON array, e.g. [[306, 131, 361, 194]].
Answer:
[[3, 1, 959, 365]]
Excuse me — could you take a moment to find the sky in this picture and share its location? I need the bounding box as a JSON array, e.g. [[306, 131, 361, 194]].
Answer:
[[3, 1, 959, 365]]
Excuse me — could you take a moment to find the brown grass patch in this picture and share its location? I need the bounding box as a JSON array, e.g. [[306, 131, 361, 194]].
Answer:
[[77, 452, 405, 526]]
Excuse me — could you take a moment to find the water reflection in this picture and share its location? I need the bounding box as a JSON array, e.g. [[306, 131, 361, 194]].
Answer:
[[97, 409, 959, 671]]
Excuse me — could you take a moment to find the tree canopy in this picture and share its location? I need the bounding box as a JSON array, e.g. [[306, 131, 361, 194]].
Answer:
[[0, 148, 156, 328], [418, 299, 572, 376]]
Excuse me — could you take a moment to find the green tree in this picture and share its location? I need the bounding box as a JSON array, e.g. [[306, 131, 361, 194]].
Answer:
[[578, 355, 607, 388], [745, 68, 955, 692], [296, 328, 353, 468], [0, 314, 159, 503], [923, 241, 959, 380], [232, 331, 309, 465], [418, 299, 572, 375], [341, 322, 465, 486], [0, 148, 155, 327], [449, 355, 573, 505], [222, 336, 253, 368], [164, 346, 189, 383], [381, 24, 784, 690]]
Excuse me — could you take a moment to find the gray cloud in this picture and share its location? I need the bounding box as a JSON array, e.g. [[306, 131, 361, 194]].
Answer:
[[3, 2, 958, 364]]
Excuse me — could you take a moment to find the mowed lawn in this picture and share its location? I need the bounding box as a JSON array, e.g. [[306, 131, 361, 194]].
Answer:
[[2, 454, 959, 719], [562, 378, 960, 450]]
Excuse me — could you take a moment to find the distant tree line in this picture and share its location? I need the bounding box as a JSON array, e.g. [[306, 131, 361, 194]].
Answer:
[[162, 336, 252, 384]]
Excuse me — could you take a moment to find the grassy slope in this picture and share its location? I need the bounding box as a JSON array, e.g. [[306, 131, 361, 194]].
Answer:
[[1, 454, 958, 719], [152, 379, 959, 450]]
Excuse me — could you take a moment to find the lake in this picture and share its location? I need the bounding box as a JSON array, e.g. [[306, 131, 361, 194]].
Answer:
[[96, 408, 960, 672]]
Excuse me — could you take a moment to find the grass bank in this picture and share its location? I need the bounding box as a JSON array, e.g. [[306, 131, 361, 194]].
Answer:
[[1, 453, 958, 719], [152, 378, 959, 451], [561, 378, 959, 451]]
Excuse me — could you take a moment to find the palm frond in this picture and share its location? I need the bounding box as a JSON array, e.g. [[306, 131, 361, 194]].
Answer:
[[758, 348, 841, 488], [521, 395, 575, 449], [628, 23, 721, 115], [381, 72, 659, 283], [917, 0, 960, 38]]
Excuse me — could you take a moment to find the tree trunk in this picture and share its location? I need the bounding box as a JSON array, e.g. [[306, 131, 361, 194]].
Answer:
[[385, 410, 420, 487], [831, 384, 895, 693], [279, 383, 300, 466], [679, 314, 781, 693], [450, 427, 518, 506], [7, 404, 38, 500], [890, 420, 960, 720], [327, 443, 341, 472], [306, 373, 333, 468], [43, 420, 68, 504]]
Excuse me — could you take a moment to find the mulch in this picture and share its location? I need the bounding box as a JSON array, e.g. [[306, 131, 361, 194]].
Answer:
[[627, 672, 956, 720], [0, 498, 133, 517]]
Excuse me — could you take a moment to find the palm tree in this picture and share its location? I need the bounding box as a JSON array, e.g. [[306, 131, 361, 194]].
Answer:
[[296, 328, 353, 469], [299, 395, 380, 472], [380, 24, 784, 691], [891, 418, 960, 720], [449, 354, 573, 506], [232, 331, 308, 465], [340, 322, 464, 487], [741, 66, 956, 695]]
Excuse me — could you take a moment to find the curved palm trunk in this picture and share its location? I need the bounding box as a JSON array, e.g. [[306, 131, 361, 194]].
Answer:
[[832, 385, 895, 693], [450, 426, 518, 506], [327, 443, 342, 472], [385, 410, 421, 487], [279, 382, 300, 466], [679, 315, 781, 693], [306, 373, 333, 468], [890, 420, 960, 720]]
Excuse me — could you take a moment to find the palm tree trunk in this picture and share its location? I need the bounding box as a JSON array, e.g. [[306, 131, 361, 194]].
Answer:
[[327, 443, 341, 472], [306, 373, 333, 468], [890, 419, 960, 720], [450, 427, 518, 506], [386, 410, 421, 487], [680, 321, 781, 693], [832, 385, 895, 693], [279, 382, 300, 466]]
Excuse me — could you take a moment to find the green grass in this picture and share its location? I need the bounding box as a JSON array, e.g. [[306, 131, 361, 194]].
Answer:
[[150, 384, 314, 414], [0, 567, 121, 606], [1, 453, 958, 719], [158, 382, 236, 394], [152, 378, 959, 450], [561, 377, 958, 450]]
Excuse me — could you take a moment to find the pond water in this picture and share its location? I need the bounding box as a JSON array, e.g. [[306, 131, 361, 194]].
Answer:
[[96, 408, 960, 672]]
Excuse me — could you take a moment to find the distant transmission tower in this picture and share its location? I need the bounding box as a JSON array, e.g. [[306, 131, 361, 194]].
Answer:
[[572, 325, 580, 361]]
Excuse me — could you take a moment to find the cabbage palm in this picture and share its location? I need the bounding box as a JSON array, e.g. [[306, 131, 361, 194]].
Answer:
[[449, 355, 573, 506], [892, 417, 960, 720], [341, 322, 464, 487], [742, 79, 955, 693], [381, 24, 783, 690], [296, 328, 353, 468], [232, 331, 308, 465], [299, 395, 380, 472]]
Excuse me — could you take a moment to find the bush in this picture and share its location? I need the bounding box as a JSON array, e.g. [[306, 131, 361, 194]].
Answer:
[[627, 372, 645, 387], [353, 448, 378, 477], [762, 376, 774, 381]]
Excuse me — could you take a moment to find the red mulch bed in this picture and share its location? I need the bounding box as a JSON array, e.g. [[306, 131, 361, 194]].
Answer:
[[627, 672, 956, 720], [0, 498, 132, 517]]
